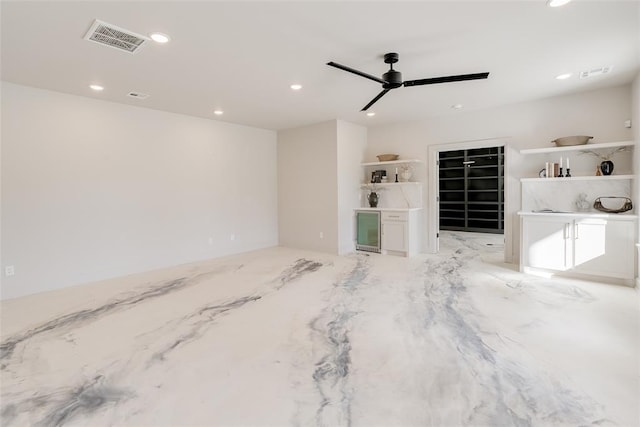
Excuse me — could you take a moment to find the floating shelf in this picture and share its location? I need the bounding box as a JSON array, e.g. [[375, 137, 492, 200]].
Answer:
[[520, 174, 634, 182], [361, 182, 421, 187], [361, 159, 424, 167], [519, 140, 634, 155]]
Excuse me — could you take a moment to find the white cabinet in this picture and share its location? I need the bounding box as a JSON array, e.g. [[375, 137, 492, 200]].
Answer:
[[520, 213, 636, 284], [381, 210, 420, 257], [572, 218, 634, 279], [382, 211, 408, 253], [524, 216, 571, 271]]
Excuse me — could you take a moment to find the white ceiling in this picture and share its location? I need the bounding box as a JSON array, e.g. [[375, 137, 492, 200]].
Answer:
[[2, 1, 638, 130]]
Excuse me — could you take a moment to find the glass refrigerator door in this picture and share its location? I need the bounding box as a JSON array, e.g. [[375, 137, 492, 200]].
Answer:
[[356, 211, 380, 252]]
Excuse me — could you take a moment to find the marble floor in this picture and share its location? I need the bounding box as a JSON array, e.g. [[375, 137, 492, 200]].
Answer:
[[1, 231, 638, 426]]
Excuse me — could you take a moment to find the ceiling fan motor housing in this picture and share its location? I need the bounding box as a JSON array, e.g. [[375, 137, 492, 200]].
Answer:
[[382, 70, 403, 89]]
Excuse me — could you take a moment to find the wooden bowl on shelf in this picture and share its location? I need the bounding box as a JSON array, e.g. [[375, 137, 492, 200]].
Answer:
[[551, 136, 593, 146], [376, 154, 399, 161]]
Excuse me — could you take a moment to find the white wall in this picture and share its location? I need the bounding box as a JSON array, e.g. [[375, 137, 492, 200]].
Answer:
[[632, 73, 640, 286], [277, 119, 366, 255], [337, 120, 367, 254], [1, 82, 278, 300], [278, 121, 338, 253], [368, 84, 633, 262]]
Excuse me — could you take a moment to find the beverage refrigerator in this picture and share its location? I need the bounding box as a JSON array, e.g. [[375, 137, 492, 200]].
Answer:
[[355, 210, 381, 253]]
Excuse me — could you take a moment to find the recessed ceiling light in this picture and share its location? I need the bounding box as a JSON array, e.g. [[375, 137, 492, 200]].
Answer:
[[366, 112, 376, 117], [89, 84, 104, 91], [213, 110, 224, 116], [290, 84, 302, 90], [451, 104, 463, 109], [150, 32, 170, 43], [547, 0, 571, 7], [555, 73, 572, 80]]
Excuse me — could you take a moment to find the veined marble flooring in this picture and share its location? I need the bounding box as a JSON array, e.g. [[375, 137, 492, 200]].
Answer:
[[1, 231, 638, 426]]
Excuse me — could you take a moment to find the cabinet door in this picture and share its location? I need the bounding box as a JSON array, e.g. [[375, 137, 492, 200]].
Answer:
[[522, 217, 571, 271], [382, 221, 407, 252], [573, 219, 634, 279]]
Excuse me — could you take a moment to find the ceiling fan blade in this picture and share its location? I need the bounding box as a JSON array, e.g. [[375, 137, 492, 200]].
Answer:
[[327, 61, 386, 85], [361, 89, 391, 111], [403, 72, 489, 87]]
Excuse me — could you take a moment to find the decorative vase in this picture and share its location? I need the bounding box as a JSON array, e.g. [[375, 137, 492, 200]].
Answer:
[[600, 160, 614, 176], [368, 191, 379, 207], [400, 170, 412, 182]]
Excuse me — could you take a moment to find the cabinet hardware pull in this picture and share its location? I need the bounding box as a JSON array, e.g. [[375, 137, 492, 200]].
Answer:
[[574, 223, 579, 239]]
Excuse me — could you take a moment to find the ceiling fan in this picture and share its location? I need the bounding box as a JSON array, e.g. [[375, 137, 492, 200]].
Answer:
[[327, 52, 489, 111]]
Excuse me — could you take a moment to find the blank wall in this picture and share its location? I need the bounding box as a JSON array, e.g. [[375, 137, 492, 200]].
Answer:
[[1, 83, 278, 299]]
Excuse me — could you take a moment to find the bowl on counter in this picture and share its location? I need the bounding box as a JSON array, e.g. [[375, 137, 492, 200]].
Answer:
[[376, 153, 399, 161], [551, 135, 593, 146]]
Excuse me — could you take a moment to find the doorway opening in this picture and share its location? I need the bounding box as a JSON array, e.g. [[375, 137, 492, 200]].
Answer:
[[427, 138, 512, 262], [439, 145, 504, 233]]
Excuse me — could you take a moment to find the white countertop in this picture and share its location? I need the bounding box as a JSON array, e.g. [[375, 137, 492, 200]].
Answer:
[[518, 211, 638, 220], [355, 207, 423, 212]]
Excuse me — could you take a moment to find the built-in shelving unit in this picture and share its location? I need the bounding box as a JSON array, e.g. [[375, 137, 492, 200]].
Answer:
[[518, 138, 635, 214], [519, 140, 633, 155], [439, 146, 504, 233]]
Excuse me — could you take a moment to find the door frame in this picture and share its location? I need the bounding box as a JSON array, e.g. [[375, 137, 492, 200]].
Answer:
[[427, 137, 513, 262]]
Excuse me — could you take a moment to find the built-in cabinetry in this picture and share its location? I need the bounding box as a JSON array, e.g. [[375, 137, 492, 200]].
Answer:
[[356, 159, 423, 257], [439, 146, 504, 233], [381, 209, 421, 257], [520, 213, 637, 285], [518, 140, 637, 285]]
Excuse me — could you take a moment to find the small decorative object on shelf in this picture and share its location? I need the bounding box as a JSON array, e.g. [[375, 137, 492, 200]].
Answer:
[[371, 169, 387, 183], [376, 153, 399, 162], [551, 135, 593, 147], [580, 146, 629, 176], [600, 160, 614, 176], [565, 167, 571, 177], [400, 164, 413, 182], [593, 196, 633, 214], [575, 193, 590, 211], [558, 157, 564, 177], [368, 191, 379, 207], [364, 184, 384, 207]]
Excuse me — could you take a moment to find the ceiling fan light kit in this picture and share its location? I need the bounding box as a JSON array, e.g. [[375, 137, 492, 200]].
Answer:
[[327, 52, 489, 111]]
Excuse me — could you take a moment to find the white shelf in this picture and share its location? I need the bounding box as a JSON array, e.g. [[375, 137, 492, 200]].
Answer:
[[521, 174, 634, 182], [355, 207, 423, 212], [520, 140, 634, 155], [361, 159, 424, 167], [361, 182, 421, 187]]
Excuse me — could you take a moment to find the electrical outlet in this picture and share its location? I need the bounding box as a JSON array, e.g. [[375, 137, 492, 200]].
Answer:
[[230, 234, 236, 241], [5, 266, 15, 276], [319, 232, 324, 239]]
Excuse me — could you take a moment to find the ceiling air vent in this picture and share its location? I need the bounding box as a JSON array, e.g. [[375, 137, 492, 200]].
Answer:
[[127, 92, 150, 99], [579, 66, 613, 79], [84, 19, 149, 54]]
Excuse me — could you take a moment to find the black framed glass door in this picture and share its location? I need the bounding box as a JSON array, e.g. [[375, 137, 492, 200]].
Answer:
[[439, 146, 504, 233]]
